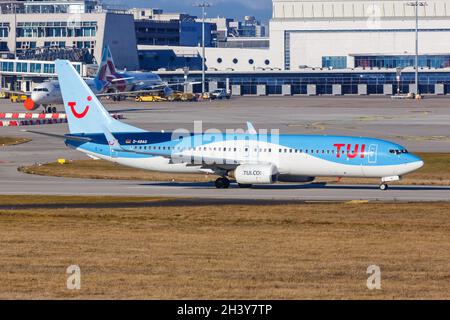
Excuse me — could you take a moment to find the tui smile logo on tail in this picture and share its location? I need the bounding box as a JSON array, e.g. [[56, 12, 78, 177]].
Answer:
[[68, 96, 91, 119]]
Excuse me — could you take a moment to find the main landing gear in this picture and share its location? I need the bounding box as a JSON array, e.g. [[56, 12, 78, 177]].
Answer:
[[215, 177, 230, 189], [214, 178, 253, 189], [42, 105, 57, 114]]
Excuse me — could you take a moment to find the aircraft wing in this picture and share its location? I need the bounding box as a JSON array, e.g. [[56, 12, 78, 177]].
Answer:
[[165, 81, 202, 88], [110, 77, 135, 83], [1, 89, 30, 96], [96, 89, 163, 97], [135, 81, 202, 90]]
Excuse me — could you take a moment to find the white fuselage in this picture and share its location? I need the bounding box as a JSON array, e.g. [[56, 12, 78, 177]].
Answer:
[[76, 139, 424, 180]]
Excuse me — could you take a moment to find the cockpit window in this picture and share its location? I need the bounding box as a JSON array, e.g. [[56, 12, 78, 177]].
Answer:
[[390, 149, 409, 155], [33, 88, 49, 92]]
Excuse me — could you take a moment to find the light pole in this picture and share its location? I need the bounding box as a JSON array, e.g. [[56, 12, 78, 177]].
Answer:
[[407, 1, 428, 96], [194, 2, 211, 95]]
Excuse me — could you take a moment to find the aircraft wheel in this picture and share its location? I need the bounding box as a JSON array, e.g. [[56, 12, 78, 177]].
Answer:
[[215, 177, 230, 189], [52, 107, 57, 113], [379, 183, 389, 191], [238, 184, 253, 189]]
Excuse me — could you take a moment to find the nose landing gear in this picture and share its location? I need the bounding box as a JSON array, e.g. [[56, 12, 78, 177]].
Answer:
[[379, 176, 400, 191]]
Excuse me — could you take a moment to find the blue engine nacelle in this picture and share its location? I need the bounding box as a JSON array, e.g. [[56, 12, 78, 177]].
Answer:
[[163, 86, 174, 97]]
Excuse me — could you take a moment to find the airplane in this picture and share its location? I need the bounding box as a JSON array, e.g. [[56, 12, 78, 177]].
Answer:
[[26, 46, 193, 112], [25, 60, 424, 190]]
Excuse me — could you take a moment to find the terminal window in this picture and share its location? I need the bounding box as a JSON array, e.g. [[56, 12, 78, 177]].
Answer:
[[355, 55, 450, 69], [0, 42, 8, 52], [322, 56, 347, 69]]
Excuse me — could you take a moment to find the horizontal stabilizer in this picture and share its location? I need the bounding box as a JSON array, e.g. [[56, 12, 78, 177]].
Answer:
[[22, 130, 92, 142]]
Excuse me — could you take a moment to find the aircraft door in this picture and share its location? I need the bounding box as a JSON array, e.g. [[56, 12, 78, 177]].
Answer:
[[244, 136, 250, 159], [368, 144, 378, 164], [110, 148, 118, 159]]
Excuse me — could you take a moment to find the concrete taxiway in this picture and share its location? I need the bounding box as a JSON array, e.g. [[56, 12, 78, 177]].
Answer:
[[0, 174, 449, 202], [1, 96, 449, 202]]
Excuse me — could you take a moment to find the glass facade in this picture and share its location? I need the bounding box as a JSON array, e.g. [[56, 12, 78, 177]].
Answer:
[[159, 71, 450, 95], [30, 63, 42, 73], [43, 64, 55, 74], [0, 60, 81, 75], [16, 62, 28, 73], [44, 41, 66, 48], [16, 22, 97, 38], [0, 61, 13, 72], [23, 1, 97, 14], [355, 55, 450, 69], [0, 23, 9, 38], [322, 56, 347, 69]]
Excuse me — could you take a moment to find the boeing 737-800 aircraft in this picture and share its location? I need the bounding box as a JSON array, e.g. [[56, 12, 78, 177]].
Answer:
[[26, 60, 424, 190]]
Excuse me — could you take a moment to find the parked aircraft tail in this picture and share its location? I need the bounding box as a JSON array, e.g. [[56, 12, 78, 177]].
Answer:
[[93, 46, 117, 91]]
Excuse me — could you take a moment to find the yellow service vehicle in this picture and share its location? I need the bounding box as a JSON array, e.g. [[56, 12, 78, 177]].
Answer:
[[135, 95, 167, 102], [0, 91, 7, 99]]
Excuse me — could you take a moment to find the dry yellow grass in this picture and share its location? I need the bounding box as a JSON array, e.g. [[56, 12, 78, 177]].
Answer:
[[0, 196, 449, 300], [19, 153, 450, 185], [0, 136, 31, 147], [19, 159, 218, 183]]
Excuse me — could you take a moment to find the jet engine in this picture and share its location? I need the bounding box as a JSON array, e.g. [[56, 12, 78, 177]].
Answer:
[[163, 86, 174, 97], [234, 164, 278, 185]]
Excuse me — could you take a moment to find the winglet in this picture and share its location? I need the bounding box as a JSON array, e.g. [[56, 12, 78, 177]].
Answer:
[[247, 122, 257, 135]]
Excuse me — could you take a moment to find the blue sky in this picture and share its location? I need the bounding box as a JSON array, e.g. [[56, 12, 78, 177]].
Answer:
[[104, 0, 273, 22]]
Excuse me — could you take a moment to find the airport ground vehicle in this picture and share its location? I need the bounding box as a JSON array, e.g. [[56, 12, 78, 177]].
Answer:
[[208, 89, 231, 100], [0, 91, 7, 99], [135, 95, 167, 102], [10, 94, 28, 103], [25, 60, 425, 191]]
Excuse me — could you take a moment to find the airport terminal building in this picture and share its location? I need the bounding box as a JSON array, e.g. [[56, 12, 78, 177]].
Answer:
[[270, 0, 450, 71], [4, 0, 450, 95], [198, 0, 450, 71]]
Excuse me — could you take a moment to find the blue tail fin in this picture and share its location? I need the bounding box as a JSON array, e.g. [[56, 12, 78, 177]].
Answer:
[[55, 60, 144, 134]]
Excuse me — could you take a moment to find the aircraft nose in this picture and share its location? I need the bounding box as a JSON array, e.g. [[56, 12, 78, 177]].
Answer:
[[31, 92, 40, 102], [406, 154, 424, 172], [411, 160, 424, 171]]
